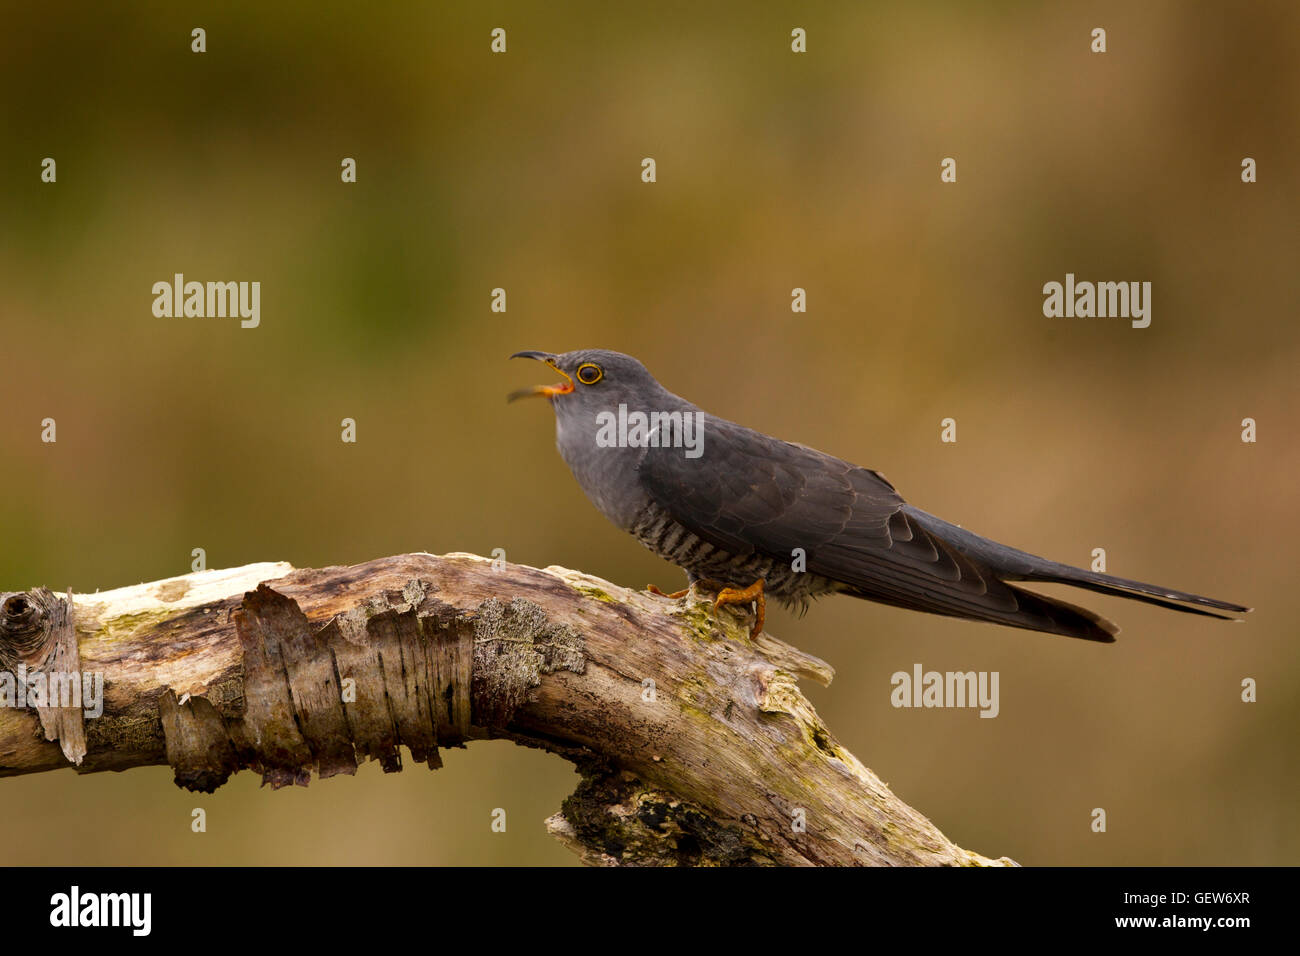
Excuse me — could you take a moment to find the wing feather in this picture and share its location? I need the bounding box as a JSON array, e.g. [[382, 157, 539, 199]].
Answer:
[[638, 417, 1115, 640]]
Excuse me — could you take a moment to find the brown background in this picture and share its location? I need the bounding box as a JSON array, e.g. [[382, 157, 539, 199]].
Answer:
[[1, 1, 1295, 865]]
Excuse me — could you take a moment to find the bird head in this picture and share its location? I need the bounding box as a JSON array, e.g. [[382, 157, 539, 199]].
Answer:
[[508, 348, 688, 528], [507, 349, 665, 416]]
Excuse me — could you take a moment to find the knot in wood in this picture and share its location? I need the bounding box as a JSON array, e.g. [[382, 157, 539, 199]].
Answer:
[[0, 589, 59, 669]]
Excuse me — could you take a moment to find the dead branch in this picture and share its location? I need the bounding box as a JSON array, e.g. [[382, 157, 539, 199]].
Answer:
[[0, 553, 1015, 866]]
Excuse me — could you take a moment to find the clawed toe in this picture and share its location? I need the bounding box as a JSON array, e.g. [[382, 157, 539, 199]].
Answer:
[[711, 579, 766, 638], [647, 584, 690, 599]]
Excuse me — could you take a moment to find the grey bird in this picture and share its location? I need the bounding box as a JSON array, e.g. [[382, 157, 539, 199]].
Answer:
[[509, 348, 1250, 643]]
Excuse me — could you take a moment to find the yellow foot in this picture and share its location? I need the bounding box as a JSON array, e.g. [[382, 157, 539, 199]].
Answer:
[[647, 584, 690, 599], [713, 579, 766, 638]]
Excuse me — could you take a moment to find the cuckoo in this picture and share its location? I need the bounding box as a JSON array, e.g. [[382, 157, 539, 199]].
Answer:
[[509, 349, 1249, 643]]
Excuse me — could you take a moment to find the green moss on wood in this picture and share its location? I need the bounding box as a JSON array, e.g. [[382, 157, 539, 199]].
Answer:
[[572, 585, 616, 604]]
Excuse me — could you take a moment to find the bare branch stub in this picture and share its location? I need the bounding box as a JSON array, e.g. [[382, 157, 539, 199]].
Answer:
[[0, 587, 86, 764]]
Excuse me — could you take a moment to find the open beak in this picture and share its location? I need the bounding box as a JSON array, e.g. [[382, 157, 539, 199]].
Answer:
[[507, 351, 575, 403]]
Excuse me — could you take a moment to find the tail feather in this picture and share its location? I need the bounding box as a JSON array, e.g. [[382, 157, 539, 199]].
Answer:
[[843, 580, 1121, 643], [1003, 584, 1120, 643], [1015, 568, 1249, 619], [902, 505, 1252, 621]]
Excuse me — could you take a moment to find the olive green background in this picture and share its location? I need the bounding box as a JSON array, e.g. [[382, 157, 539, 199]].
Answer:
[[1, 1, 1296, 865]]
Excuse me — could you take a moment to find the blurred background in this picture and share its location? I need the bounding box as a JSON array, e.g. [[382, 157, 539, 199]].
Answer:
[[1, 0, 1296, 865]]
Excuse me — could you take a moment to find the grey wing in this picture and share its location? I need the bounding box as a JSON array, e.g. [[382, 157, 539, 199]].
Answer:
[[637, 418, 1118, 641]]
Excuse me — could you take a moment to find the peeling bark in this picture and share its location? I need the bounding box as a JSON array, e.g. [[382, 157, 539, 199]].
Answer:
[[0, 553, 1015, 867]]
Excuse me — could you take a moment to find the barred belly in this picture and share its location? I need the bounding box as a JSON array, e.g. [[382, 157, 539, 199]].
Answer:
[[629, 504, 840, 612]]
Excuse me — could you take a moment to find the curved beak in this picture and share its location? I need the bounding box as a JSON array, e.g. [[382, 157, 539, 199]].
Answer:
[[507, 350, 575, 403]]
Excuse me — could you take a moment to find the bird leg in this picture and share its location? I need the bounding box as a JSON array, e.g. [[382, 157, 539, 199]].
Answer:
[[713, 579, 766, 639]]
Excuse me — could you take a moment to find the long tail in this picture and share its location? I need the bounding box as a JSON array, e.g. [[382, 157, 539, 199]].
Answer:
[[1009, 565, 1248, 618], [844, 576, 1123, 643], [903, 505, 1252, 622]]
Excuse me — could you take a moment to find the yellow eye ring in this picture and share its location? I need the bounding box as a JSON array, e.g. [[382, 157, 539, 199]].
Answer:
[[576, 363, 603, 385]]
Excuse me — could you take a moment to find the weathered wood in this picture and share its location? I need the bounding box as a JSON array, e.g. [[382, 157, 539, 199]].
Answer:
[[0, 587, 86, 764], [0, 553, 1015, 867]]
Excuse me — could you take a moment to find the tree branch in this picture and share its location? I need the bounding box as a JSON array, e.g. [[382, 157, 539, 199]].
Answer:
[[0, 553, 1015, 866]]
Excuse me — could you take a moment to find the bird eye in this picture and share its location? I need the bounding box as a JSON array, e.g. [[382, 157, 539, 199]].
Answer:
[[576, 363, 603, 385]]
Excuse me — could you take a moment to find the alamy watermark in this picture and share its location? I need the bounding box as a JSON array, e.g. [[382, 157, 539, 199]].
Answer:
[[0, 664, 104, 718], [595, 404, 705, 459], [891, 663, 999, 718], [152, 273, 260, 328], [1043, 273, 1151, 328], [49, 886, 151, 936]]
